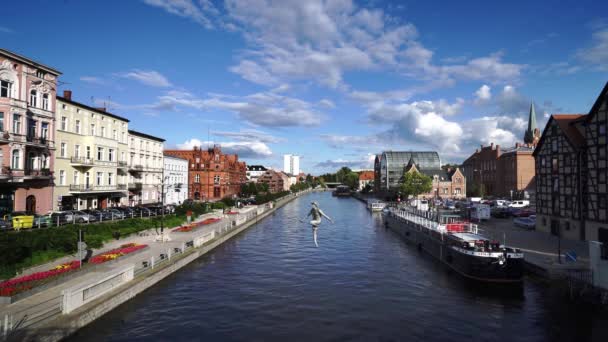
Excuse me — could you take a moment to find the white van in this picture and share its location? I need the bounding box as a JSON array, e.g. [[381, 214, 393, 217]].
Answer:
[[508, 200, 530, 208]]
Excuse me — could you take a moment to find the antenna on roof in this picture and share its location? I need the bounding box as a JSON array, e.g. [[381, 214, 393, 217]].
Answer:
[[90, 96, 94, 106], [106, 96, 112, 112]]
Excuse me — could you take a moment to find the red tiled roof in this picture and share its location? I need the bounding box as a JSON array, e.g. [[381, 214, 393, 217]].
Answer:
[[359, 171, 374, 181], [552, 114, 586, 148]]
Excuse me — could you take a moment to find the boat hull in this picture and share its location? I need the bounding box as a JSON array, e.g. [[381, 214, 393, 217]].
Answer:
[[384, 213, 524, 283]]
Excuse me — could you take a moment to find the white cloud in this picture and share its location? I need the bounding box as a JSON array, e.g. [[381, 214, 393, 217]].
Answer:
[[318, 99, 335, 109], [142, 0, 219, 29], [143, 89, 324, 127], [577, 28, 608, 70], [315, 154, 375, 170], [474, 84, 491, 105], [176, 139, 273, 158], [80, 76, 107, 86], [211, 129, 285, 143], [118, 70, 172, 87]]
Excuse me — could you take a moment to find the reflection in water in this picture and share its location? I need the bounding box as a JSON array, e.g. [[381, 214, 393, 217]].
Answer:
[[70, 192, 608, 342]]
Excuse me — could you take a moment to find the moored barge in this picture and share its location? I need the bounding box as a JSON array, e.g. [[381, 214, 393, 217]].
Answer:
[[383, 207, 524, 283]]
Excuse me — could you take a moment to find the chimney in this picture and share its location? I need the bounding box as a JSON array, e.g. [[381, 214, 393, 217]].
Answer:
[[515, 142, 520, 148], [490, 142, 494, 149], [63, 90, 72, 101], [95, 107, 106, 113]]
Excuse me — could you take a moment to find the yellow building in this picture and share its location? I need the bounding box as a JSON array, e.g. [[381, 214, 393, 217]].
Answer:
[[54, 91, 129, 210]]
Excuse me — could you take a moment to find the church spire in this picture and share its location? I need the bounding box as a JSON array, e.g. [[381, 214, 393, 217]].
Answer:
[[524, 102, 538, 145]]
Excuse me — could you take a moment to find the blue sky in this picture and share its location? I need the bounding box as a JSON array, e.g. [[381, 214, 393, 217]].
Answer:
[[2, 0, 607, 174]]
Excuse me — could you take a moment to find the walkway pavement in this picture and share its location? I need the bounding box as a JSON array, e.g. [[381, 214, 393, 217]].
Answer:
[[477, 217, 591, 272]]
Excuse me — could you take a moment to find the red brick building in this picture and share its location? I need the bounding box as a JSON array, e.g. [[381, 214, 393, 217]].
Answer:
[[462, 103, 541, 198], [164, 145, 246, 201], [258, 169, 289, 193]]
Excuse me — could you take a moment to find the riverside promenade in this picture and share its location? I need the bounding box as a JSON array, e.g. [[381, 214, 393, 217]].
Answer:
[[0, 190, 312, 342]]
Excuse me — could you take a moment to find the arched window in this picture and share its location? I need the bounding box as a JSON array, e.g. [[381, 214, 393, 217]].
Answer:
[[42, 93, 49, 110], [30, 89, 38, 107], [11, 150, 20, 169]]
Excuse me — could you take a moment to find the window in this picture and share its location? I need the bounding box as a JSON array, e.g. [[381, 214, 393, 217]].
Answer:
[[59, 170, 65, 185], [122, 132, 126, 143], [85, 172, 90, 186], [121, 151, 126, 162], [195, 174, 200, 183], [73, 171, 79, 185], [551, 140, 558, 152], [91, 124, 96, 136], [214, 175, 220, 184], [0, 112, 3, 132], [108, 172, 114, 185], [74, 144, 81, 158], [41, 122, 48, 139], [12, 114, 21, 134], [86, 146, 91, 159], [36, 70, 45, 79], [61, 116, 67, 131], [113, 130, 117, 140], [60, 142, 67, 157], [0, 80, 12, 98], [600, 195, 607, 209], [600, 146, 607, 160], [75, 120, 81, 134], [553, 178, 559, 192], [42, 94, 49, 110], [108, 148, 114, 162], [11, 150, 20, 169], [101, 126, 106, 137], [29, 90, 37, 107], [600, 169, 607, 185], [97, 147, 104, 161], [96, 172, 102, 186], [552, 158, 558, 174]]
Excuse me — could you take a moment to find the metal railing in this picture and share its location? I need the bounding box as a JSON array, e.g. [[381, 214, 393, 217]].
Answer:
[[1, 293, 63, 339], [70, 157, 94, 166]]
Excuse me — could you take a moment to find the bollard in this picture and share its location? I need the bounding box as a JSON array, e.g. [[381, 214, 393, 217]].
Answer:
[[168, 248, 172, 260], [181, 242, 186, 252], [151, 256, 155, 269]]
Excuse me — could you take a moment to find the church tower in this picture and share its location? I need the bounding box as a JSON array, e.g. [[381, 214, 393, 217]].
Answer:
[[524, 102, 541, 147]]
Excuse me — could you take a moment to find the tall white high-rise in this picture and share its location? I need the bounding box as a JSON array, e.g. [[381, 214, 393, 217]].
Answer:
[[283, 154, 300, 175]]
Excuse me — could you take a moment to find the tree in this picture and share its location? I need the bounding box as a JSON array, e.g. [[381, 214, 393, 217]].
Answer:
[[344, 172, 360, 190], [361, 183, 372, 194], [399, 170, 433, 198], [336, 167, 352, 183]]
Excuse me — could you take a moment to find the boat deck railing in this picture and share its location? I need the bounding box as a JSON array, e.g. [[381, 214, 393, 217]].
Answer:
[[389, 206, 479, 235]]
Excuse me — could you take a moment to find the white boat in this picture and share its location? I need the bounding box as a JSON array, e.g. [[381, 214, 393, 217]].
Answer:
[[368, 201, 387, 212]]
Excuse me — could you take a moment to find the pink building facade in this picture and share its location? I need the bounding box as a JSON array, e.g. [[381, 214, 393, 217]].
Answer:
[[0, 49, 61, 214]]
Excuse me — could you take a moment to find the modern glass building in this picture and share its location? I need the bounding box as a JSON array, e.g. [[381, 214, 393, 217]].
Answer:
[[378, 151, 441, 190]]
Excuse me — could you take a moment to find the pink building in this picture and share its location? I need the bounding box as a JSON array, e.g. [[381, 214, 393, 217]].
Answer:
[[0, 49, 61, 214]]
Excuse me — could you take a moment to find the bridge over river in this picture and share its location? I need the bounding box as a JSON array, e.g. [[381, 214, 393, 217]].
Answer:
[[69, 192, 607, 342]]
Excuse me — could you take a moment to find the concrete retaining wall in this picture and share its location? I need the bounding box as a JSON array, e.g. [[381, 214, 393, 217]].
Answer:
[[20, 191, 308, 342]]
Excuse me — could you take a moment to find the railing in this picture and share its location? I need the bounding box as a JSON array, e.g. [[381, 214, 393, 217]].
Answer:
[[69, 185, 123, 192], [70, 157, 94, 166], [117, 184, 127, 190], [131, 164, 143, 170], [1, 293, 64, 339], [117, 161, 128, 167], [25, 135, 52, 147], [129, 182, 143, 190], [23, 169, 52, 177]]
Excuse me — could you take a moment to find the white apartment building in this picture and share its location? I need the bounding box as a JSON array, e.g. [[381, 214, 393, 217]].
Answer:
[[246, 165, 267, 182], [128, 130, 164, 206], [163, 155, 188, 205], [283, 154, 300, 175]]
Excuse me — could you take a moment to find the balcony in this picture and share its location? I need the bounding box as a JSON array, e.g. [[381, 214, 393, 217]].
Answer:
[[117, 161, 128, 168], [23, 168, 53, 179], [70, 157, 95, 167], [130, 164, 144, 172], [129, 182, 143, 190], [69, 184, 126, 193], [25, 135, 54, 148]]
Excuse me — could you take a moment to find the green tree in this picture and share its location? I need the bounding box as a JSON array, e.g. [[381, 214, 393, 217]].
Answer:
[[361, 183, 372, 194], [344, 172, 360, 190], [399, 170, 433, 198], [336, 167, 352, 183]]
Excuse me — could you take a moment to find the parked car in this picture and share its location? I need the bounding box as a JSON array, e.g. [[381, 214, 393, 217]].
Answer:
[[491, 207, 511, 218], [104, 208, 126, 219], [508, 200, 530, 208], [83, 209, 110, 221], [512, 208, 535, 217], [134, 207, 152, 217], [514, 216, 535, 229], [33, 213, 52, 227], [65, 210, 93, 223], [493, 199, 510, 207], [49, 212, 70, 226], [0, 218, 10, 230]]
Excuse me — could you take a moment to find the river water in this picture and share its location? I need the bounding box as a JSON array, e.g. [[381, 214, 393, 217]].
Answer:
[[70, 192, 608, 342]]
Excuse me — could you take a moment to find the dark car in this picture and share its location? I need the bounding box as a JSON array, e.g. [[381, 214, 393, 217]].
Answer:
[[117, 207, 137, 219], [104, 208, 126, 220], [83, 209, 108, 222], [491, 207, 511, 218], [49, 212, 70, 226]]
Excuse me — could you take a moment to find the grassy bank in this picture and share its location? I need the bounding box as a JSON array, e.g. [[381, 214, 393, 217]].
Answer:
[[0, 203, 211, 279]]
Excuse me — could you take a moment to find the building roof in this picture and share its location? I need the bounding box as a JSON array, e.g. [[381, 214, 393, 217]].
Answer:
[[359, 171, 374, 181], [533, 114, 585, 156], [0, 48, 62, 75], [382, 151, 441, 170], [587, 81, 608, 120], [57, 96, 130, 122], [553, 114, 586, 147], [247, 165, 267, 171], [163, 154, 188, 161], [500, 145, 535, 155], [128, 129, 165, 142]]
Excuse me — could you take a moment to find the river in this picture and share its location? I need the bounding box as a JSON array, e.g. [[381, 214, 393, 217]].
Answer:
[[69, 192, 608, 341]]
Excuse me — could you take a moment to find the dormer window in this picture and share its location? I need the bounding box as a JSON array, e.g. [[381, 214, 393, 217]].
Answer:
[[36, 70, 45, 79]]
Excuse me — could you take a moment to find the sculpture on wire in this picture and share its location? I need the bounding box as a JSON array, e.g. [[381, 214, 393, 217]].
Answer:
[[306, 201, 333, 247]]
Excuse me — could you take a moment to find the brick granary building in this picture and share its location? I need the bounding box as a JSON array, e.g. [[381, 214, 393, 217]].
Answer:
[[164, 145, 247, 201]]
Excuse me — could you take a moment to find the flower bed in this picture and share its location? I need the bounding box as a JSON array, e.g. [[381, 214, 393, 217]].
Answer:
[[173, 218, 221, 232], [0, 261, 81, 297], [89, 243, 148, 264], [226, 211, 239, 215]]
